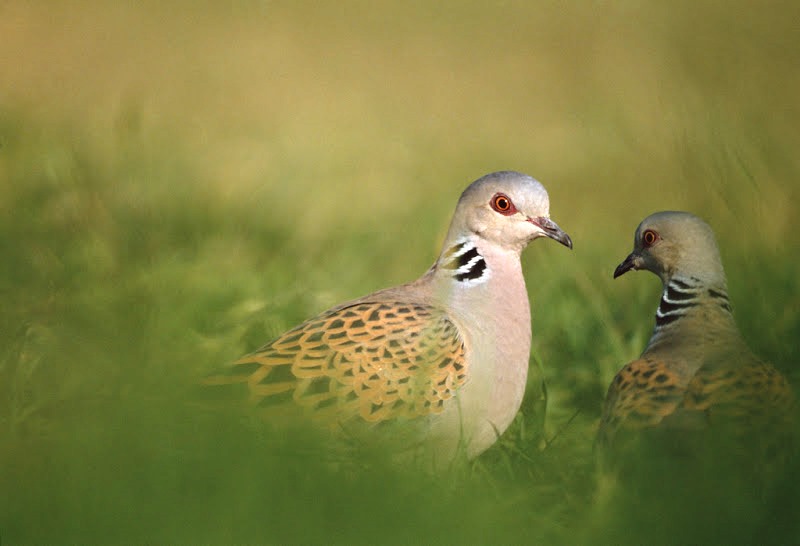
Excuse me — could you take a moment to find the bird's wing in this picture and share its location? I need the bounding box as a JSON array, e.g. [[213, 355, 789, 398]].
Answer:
[[680, 360, 796, 429], [203, 301, 468, 424], [597, 355, 687, 447], [598, 354, 796, 452]]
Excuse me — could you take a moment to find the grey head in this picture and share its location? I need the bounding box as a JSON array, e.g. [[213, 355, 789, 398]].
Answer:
[[442, 171, 572, 253], [614, 211, 726, 288]]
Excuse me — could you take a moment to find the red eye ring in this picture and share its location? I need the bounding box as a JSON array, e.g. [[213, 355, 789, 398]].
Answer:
[[642, 229, 659, 246], [490, 193, 516, 215]]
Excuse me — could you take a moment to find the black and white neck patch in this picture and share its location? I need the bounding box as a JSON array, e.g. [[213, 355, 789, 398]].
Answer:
[[655, 278, 701, 327], [440, 240, 489, 283], [654, 276, 731, 328]]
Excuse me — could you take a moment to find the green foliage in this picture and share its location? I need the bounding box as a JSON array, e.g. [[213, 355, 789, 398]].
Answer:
[[1, 1, 798, 543]]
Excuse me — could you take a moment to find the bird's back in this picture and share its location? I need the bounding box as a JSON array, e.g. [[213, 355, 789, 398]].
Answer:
[[599, 344, 795, 456]]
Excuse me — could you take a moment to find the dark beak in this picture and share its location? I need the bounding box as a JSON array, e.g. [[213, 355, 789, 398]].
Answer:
[[531, 217, 572, 249], [613, 252, 638, 279]]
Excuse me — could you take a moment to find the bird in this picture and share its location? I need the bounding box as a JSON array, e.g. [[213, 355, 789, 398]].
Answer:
[[591, 211, 796, 545], [598, 211, 794, 450], [597, 211, 795, 488], [202, 171, 572, 465]]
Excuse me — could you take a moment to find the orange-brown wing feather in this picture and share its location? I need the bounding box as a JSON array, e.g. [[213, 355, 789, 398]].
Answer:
[[203, 301, 468, 424], [682, 361, 795, 422], [598, 355, 795, 449], [597, 356, 687, 447]]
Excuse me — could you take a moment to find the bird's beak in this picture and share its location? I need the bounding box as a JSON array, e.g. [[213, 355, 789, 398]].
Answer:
[[613, 252, 639, 278], [530, 216, 572, 249]]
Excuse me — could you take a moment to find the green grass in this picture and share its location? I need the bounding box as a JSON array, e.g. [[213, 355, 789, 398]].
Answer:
[[1, 1, 799, 543]]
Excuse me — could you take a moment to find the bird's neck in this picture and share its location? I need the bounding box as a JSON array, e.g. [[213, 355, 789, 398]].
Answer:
[[645, 274, 739, 352], [435, 238, 491, 284], [430, 235, 532, 455], [431, 235, 529, 313]]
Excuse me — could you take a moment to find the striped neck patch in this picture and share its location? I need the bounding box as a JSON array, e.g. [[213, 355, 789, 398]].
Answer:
[[440, 240, 489, 283], [655, 278, 701, 327], [655, 277, 731, 327]]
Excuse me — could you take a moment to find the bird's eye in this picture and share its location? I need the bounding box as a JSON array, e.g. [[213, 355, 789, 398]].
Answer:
[[642, 229, 659, 246], [490, 193, 516, 215]]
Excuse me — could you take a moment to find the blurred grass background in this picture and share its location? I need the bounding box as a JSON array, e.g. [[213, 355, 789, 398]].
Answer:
[[1, 0, 798, 543]]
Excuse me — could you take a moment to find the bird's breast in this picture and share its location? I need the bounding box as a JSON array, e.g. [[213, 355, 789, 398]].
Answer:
[[441, 265, 532, 457]]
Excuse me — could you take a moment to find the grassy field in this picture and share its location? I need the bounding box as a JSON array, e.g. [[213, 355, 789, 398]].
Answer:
[[1, 1, 799, 543]]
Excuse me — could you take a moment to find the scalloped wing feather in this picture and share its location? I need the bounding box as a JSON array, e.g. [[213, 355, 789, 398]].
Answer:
[[597, 356, 686, 446], [203, 301, 468, 424], [598, 355, 795, 448], [682, 361, 796, 427]]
